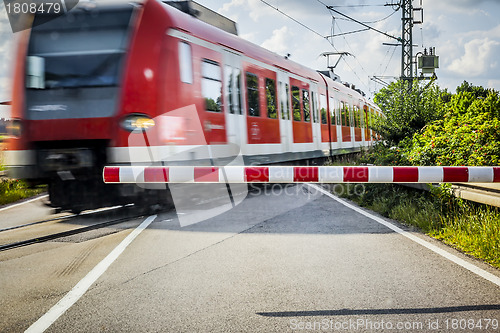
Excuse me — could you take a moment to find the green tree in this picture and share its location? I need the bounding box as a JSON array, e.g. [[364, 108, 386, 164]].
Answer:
[[407, 84, 500, 166], [373, 80, 443, 146], [456, 80, 493, 99]]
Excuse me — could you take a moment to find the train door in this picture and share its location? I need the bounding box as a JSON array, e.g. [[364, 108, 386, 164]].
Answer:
[[290, 77, 313, 144], [278, 70, 292, 152], [369, 107, 375, 142], [329, 95, 339, 146], [310, 84, 321, 150], [348, 95, 355, 145], [363, 105, 370, 144], [319, 92, 330, 150], [223, 51, 246, 149], [354, 99, 363, 142]]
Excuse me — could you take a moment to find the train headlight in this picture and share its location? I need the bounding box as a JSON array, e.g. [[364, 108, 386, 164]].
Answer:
[[7, 119, 22, 137], [121, 114, 155, 132]]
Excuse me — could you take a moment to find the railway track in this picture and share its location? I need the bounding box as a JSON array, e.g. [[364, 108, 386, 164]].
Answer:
[[0, 204, 146, 252]]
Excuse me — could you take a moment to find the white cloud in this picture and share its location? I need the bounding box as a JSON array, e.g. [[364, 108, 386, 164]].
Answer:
[[220, 0, 244, 12], [487, 79, 500, 89], [448, 38, 500, 77], [260, 26, 291, 55], [219, 0, 272, 22], [425, 0, 499, 15], [219, 0, 244, 21]]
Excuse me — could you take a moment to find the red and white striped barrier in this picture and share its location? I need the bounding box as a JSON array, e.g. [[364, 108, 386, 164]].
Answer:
[[103, 166, 500, 184]]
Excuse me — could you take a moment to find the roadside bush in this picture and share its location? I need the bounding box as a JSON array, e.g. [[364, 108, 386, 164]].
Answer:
[[373, 80, 444, 146], [359, 142, 410, 166], [0, 178, 45, 206], [407, 88, 500, 166]]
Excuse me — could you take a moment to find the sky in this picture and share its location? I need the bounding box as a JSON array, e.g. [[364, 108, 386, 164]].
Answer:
[[1, 0, 500, 118]]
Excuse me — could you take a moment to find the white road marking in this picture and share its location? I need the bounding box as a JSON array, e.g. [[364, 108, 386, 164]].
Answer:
[[0, 195, 48, 212], [25, 215, 157, 333], [308, 184, 500, 288]]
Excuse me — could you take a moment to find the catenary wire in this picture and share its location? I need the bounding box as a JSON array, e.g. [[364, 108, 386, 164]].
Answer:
[[332, 19, 371, 91], [258, 0, 373, 92]]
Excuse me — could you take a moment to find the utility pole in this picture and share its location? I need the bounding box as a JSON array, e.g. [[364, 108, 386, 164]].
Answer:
[[400, 0, 413, 85]]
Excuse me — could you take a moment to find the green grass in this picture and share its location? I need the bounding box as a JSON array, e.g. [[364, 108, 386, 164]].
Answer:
[[434, 207, 500, 268], [0, 178, 46, 206], [326, 152, 363, 166], [334, 183, 500, 269]]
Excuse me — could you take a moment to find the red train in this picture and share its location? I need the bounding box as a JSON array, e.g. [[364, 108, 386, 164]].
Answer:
[[4, 0, 382, 212]]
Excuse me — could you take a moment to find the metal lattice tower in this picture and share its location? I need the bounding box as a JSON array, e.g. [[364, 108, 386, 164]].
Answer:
[[401, 0, 413, 83]]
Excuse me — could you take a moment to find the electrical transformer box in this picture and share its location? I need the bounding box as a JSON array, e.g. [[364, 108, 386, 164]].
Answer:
[[418, 55, 439, 74]]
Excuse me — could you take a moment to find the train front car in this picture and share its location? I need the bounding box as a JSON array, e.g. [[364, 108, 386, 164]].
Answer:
[[4, 0, 172, 213]]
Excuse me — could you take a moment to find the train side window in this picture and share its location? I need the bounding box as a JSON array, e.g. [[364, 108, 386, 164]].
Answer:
[[340, 102, 347, 126], [302, 89, 310, 122], [224, 66, 242, 115], [336, 103, 341, 125], [235, 68, 242, 115], [246, 72, 260, 117], [285, 84, 290, 120], [311, 91, 319, 123], [354, 106, 359, 128], [349, 106, 353, 127], [315, 93, 320, 123], [292, 86, 301, 121], [369, 108, 374, 129], [266, 78, 277, 119], [179, 42, 193, 84], [320, 94, 327, 125], [310, 91, 315, 123], [280, 82, 285, 119], [279, 83, 291, 120], [225, 65, 234, 113], [362, 107, 367, 128], [346, 103, 351, 126], [202, 60, 222, 112], [329, 96, 335, 125]]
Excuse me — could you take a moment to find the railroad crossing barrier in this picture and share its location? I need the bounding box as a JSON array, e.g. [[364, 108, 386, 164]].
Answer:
[[103, 166, 500, 184]]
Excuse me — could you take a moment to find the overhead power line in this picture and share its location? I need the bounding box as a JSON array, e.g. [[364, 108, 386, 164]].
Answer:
[[362, 9, 398, 24], [325, 28, 369, 39], [382, 45, 398, 76], [326, 6, 401, 42], [258, 0, 326, 41], [329, 9, 398, 25], [332, 20, 371, 89], [328, 4, 389, 8], [257, 0, 371, 92]]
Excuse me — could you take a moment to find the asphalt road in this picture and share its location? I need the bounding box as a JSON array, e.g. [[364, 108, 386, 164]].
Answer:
[[1, 184, 499, 332]]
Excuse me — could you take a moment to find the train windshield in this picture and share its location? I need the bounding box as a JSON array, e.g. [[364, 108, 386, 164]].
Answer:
[[40, 52, 123, 89], [26, 6, 134, 90]]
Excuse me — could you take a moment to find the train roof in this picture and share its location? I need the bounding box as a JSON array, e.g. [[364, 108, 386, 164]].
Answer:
[[157, 1, 369, 101], [72, 0, 372, 104]]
